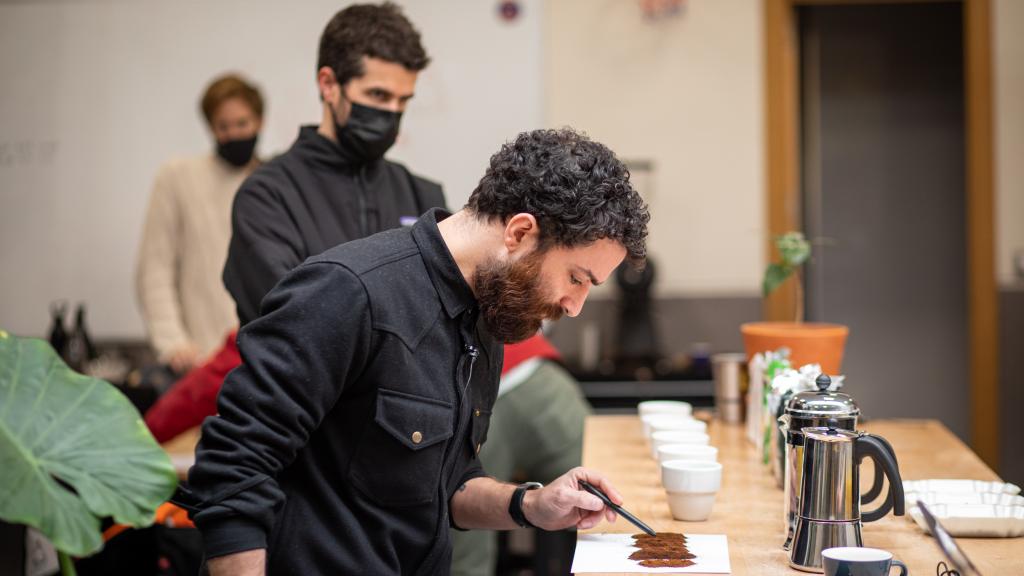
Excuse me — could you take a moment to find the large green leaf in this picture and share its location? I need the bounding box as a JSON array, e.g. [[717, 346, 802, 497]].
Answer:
[[0, 330, 177, 557]]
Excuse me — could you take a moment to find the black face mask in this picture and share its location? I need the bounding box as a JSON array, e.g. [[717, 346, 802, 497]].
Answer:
[[332, 101, 402, 164], [217, 136, 258, 168]]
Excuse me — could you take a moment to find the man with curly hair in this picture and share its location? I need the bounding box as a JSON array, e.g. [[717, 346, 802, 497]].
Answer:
[[187, 127, 650, 575]]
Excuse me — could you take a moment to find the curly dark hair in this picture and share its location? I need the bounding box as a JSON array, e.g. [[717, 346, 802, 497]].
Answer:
[[466, 128, 650, 262], [317, 2, 430, 85]]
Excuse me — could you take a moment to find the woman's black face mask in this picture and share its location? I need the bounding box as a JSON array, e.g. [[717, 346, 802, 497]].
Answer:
[[217, 136, 258, 168]]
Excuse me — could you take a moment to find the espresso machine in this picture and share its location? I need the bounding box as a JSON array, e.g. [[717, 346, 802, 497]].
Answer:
[[789, 426, 905, 572], [778, 374, 862, 550]]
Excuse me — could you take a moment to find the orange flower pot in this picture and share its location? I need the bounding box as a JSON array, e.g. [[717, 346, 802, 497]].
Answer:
[[740, 322, 849, 374]]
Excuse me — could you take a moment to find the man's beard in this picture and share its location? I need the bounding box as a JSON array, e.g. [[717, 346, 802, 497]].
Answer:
[[473, 251, 564, 344]]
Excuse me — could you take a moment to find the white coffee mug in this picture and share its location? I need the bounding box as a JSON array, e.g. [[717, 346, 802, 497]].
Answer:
[[644, 415, 707, 438], [660, 460, 722, 521], [657, 443, 718, 464], [650, 430, 710, 458], [638, 400, 692, 420], [822, 547, 908, 576]]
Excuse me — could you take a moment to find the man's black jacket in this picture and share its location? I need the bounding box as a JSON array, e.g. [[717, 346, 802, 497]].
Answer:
[[189, 210, 502, 575], [223, 125, 445, 326]]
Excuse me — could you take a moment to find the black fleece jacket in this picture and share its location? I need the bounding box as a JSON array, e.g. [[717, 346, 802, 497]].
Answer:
[[189, 210, 502, 575], [223, 125, 445, 326]]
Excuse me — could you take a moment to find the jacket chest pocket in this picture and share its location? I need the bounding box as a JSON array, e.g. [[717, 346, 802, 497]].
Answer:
[[349, 388, 454, 507]]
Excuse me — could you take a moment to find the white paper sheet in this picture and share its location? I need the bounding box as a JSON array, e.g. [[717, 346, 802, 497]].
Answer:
[[571, 533, 731, 574]]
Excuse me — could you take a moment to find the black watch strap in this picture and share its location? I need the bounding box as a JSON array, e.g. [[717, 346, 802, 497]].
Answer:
[[508, 482, 543, 528]]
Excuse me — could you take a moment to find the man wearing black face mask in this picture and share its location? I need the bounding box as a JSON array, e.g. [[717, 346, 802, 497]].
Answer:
[[222, 2, 444, 326], [136, 73, 263, 373]]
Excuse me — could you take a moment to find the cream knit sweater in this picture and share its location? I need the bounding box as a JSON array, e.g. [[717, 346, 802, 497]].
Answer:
[[135, 154, 254, 361]]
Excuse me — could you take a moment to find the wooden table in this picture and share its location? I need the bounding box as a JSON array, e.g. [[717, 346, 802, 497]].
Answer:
[[581, 416, 1024, 575]]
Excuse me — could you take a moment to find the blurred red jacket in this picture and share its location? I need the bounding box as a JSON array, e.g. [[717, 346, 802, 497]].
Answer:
[[145, 331, 561, 444]]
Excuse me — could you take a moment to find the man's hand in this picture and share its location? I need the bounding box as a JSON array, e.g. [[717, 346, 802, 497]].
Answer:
[[521, 467, 622, 531], [206, 549, 266, 576]]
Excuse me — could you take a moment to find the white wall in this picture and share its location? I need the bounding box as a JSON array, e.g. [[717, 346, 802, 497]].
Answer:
[[994, 0, 1024, 286], [1, 0, 1019, 340], [544, 0, 765, 298], [0, 0, 543, 338]]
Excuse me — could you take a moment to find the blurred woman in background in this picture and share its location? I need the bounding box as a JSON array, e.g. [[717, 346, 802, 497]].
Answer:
[[135, 74, 263, 373]]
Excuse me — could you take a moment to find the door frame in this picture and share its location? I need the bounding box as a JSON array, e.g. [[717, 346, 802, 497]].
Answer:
[[763, 0, 1000, 468]]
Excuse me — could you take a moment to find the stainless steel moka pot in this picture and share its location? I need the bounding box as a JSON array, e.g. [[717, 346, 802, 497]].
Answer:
[[778, 374, 861, 550], [789, 426, 905, 573]]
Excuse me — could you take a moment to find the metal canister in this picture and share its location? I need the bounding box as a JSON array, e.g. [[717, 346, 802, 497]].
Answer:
[[711, 353, 747, 424], [778, 374, 859, 551], [771, 388, 796, 488]]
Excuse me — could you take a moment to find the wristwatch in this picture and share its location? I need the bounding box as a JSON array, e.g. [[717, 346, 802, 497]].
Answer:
[[508, 481, 543, 528]]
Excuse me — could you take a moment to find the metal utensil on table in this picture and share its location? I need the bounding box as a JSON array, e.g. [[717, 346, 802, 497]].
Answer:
[[918, 501, 983, 576]]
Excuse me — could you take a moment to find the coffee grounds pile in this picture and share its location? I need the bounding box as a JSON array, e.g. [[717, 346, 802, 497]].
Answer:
[[629, 532, 696, 569], [638, 558, 697, 568]]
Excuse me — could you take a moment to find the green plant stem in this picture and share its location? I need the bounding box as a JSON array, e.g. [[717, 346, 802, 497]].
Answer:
[[794, 270, 804, 323], [58, 551, 77, 576]]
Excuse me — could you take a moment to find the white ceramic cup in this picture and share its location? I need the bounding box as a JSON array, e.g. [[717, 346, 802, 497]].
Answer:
[[657, 443, 719, 464], [638, 400, 693, 420], [660, 460, 723, 521], [822, 547, 908, 576], [650, 430, 710, 458], [642, 414, 706, 438]]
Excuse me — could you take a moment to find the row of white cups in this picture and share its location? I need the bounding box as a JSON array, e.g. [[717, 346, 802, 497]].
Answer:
[[638, 400, 722, 522]]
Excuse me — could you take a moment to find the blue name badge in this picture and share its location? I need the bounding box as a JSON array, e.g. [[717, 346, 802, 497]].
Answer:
[[399, 216, 418, 227]]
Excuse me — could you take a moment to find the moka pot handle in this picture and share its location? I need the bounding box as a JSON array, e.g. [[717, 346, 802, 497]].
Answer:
[[856, 433, 905, 522], [862, 451, 886, 504], [861, 433, 900, 504]]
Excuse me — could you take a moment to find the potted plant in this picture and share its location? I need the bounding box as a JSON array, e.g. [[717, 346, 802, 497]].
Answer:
[[0, 329, 178, 575], [740, 232, 849, 373]]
